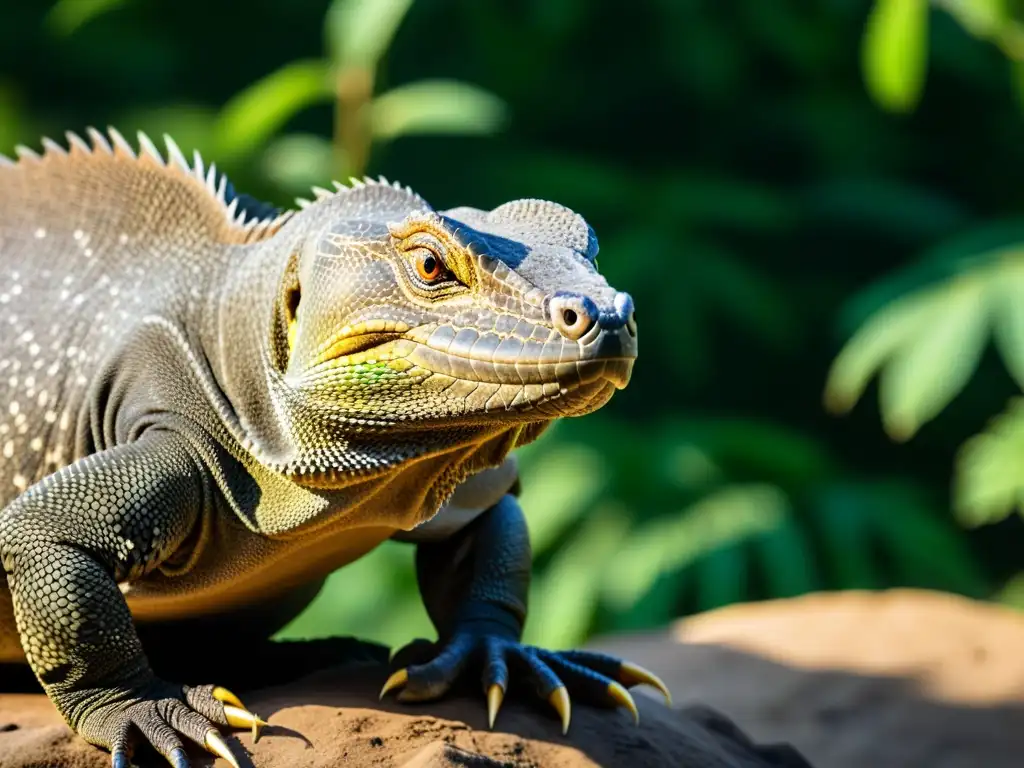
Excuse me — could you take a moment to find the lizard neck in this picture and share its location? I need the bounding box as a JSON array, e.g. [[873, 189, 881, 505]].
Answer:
[[200, 229, 301, 468]]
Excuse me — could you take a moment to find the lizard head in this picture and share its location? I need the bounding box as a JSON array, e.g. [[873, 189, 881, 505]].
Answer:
[[246, 180, 635, 492], [272, 184, 636, 437]]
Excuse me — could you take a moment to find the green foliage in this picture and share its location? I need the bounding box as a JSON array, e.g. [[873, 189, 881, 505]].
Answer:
[[862, 0, 930, 112], [825, 223, 1024, 534], [213, 61, 334, 163], [45, 0, 128, 37], [208, 0, 506, 186], [861, 0, 1024, 112]]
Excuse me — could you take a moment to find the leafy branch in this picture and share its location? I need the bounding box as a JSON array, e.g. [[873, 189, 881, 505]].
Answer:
[[825, 222, 1024, 529], [212, 0, 506, 191], [861, 0, 1024, 113]]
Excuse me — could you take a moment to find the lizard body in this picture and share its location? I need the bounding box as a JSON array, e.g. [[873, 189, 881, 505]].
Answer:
[[0, 129, 660, 766]]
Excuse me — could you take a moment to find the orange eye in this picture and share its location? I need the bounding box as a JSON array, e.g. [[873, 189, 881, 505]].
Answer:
[[415, 250, 446, 282]]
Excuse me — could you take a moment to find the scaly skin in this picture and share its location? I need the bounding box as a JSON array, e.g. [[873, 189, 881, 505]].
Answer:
[[0, 129, 668, 766]]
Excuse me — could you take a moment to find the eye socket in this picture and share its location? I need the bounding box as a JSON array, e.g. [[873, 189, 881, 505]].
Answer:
[[415, 249, 447, 283]]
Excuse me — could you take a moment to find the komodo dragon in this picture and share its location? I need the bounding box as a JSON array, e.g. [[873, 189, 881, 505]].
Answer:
[[0, 128, 665, 767]]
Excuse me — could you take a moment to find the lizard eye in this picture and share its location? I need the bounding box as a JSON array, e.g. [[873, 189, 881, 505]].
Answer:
[[415, 249, 447, 283]]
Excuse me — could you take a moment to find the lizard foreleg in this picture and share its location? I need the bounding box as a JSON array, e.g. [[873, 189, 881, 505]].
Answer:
[[0, 428, 262, 768], [385, 494, 671, 733]]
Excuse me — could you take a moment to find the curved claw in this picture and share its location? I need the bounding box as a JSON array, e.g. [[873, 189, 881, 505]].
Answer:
[[486, 684, 504, 729], [211, 686, 246, 709], [204, 729, 241, 768], [169, 747, 189, 768], [607, 681, 639, 725], [548, 686, 571, 735], [111, 749, 131, 768], [224, 704, 269, 742], [379, 668, 408, 700], [620, 661, 672, 706]]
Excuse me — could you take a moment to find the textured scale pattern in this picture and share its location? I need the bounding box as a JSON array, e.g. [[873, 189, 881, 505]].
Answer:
[[0, 128, 644, 765]]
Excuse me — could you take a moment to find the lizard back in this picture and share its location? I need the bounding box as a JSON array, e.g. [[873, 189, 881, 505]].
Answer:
[[0, 129, 288, 504]]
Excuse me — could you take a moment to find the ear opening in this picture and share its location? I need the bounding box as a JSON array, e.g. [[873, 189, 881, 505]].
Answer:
[[284, 278, 301, 350], [271, 248, 302, 373]]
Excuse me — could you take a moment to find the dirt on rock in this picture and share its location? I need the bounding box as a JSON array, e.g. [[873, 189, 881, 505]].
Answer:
[[592, 588, 1024, 768], [7, 588, 1022, 767], [0, 662, 806, 768]]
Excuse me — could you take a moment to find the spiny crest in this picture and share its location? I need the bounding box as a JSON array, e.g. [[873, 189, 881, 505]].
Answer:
[[0, 127, 295, 242], [294, 174, 432, 222]]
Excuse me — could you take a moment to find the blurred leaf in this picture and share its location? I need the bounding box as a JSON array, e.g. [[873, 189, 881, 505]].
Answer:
[[276, 541, 431, 648], [862, 0, 930, 112], [668, 418, 838, 487], [955, 397, 1024, 527], [836, 220, 1024, 336], [263, 133, 340, 195], [326, 0, 415, 69], [825, 287, 947, 416], [994, 571, 1024, 610], [0, 82, 27, 155], [45, 0, 128, 37], [602, 484, 788, 610], [992, 261, 1024, 389], [213, 60, 332, 162], [877, 275, 989, 440], [935, 0, 1024, 59], [370, 80, 507, 141], [934, 0, 1005, 37], [115, 104, 217, 160], [517, 443, 607, 555], [829, 228, 1024, 440], [524, 505, 630, 649]]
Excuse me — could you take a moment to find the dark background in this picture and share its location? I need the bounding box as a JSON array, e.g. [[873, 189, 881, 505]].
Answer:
[[3, 0, 1024, 649]]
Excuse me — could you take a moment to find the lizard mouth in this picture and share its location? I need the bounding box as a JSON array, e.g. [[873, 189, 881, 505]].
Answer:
[[294, 321, 634, 418], [402, 322, 636, 390]]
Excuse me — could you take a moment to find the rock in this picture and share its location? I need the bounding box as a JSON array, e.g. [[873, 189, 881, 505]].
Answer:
[[591, 588, 1024, 768], [12, 588, 1023, 766], [0, 659, 807, 767]]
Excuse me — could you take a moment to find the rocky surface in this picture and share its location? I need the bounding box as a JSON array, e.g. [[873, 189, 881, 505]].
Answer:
[[7, 588, 1024, 767], [593, 588, 1024, 768], [0, 662, 806, 767]]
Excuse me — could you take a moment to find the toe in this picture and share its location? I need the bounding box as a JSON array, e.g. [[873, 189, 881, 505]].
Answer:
[[486, 684, 504, 729], [132, 707, 188, 767], [557, 650, 672, 705], [547, 686, 571, 735], [186, 683, 268, 741], [203, 729, 242, 768], [506, 646, 575, 733], [536, 650, 640, 724], [389, 634, 475, 702], [391, 638, 441, 670], [481, 638, 509, 729]]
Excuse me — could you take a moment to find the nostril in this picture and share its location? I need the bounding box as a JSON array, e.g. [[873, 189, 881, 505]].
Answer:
[[549, 293, 597, 341]]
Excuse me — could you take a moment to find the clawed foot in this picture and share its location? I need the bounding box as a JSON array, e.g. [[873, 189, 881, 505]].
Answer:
[[76, 682, 266, 767], [380, 632, 671, 734]]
